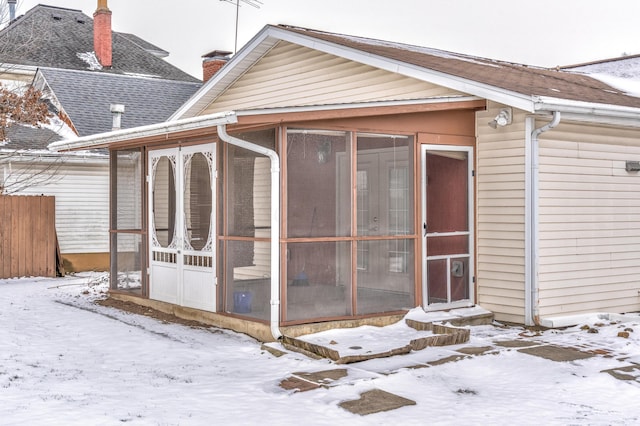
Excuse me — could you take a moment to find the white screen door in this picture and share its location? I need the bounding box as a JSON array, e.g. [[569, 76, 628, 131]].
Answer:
[[148, 144, 216, 311]]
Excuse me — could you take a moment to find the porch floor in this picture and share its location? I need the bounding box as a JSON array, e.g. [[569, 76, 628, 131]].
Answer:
[[279, 306, 494, 363]]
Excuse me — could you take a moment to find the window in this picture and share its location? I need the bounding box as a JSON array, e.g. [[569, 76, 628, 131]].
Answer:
[[110, 148, 144, 294], [282, 129, 415, 322]]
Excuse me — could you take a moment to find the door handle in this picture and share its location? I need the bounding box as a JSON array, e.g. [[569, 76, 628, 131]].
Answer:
[[423, 222, 427, 236]]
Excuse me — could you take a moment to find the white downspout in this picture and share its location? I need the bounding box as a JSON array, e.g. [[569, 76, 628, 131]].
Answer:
[[527, 111, 561, 325], [217, 125, 282, 341]]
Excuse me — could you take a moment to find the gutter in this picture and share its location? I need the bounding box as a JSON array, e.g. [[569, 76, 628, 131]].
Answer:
[[216, 124, 283, 341], [48, 111, 238, 152], [526, 111, 561, 325]]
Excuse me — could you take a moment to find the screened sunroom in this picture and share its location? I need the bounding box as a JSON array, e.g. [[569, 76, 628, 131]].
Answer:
[[109, 123, 418, 326]]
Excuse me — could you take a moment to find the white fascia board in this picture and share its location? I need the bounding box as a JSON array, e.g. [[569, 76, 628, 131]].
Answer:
[[3, 150, 109, 165], [535, 96, 640, 123], [270, 27, 537, 112], [535, 95, 640, 116], [0, 63, 38, 77], [234, 95, 483, 116], [49, 111, 238, 152]]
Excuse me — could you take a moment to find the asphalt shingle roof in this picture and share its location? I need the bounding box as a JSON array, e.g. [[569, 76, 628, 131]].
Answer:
[[2, 124, 62, 151], [0, 5, 199, 82], [279, 25, 640, 109], [39, 67, 202, 136]]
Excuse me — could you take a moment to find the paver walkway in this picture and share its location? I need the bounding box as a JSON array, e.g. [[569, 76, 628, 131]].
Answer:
[[278, 331, 639, 416]]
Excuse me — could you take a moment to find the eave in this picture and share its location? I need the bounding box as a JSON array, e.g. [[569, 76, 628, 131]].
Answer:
[[48, 97, 485, 152], [48, 111, 238, 152]]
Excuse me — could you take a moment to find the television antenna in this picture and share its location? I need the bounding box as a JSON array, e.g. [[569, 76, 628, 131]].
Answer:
[[220, 0, 263, 54]]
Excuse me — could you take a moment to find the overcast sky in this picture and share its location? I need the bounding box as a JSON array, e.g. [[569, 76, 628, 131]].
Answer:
[[14, 0, 640, 79]]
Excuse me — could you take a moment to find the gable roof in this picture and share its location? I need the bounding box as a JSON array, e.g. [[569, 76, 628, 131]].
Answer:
[[173, 25, 640, 120], [0, 4, 198, 82], [35, 67, 202, 137]]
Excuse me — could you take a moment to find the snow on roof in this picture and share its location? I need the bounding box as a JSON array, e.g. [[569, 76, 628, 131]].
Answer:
[[564, 55, 640, 79], [586, 72, 640, 98], [566, 56, 640, 98]]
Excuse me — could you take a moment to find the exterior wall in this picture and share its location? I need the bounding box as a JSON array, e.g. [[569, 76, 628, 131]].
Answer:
[[537, 122, 640, 318], [8, 157, 110, 271], [476, 104, 528, 323], [202, 41, 465, 114]]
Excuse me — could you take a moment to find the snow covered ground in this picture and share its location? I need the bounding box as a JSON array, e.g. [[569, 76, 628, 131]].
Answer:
[[2, 273, 640, 425]]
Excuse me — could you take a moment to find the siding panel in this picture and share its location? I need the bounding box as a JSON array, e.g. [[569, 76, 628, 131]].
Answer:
[[7, 159, 109, 254], [476, 104, 528, 323], [537, 123, 640, 318], [203, 42, 465, 114]]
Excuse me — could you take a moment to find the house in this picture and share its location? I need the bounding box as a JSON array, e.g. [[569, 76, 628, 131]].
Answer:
[[0, 2, 201, 271], [51, 24, 640, 341]]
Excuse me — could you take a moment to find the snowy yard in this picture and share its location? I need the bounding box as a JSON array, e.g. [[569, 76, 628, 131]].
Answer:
[[2, 273, 640, 425]]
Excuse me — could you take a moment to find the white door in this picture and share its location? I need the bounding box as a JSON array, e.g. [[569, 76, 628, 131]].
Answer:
[[421, 145, 474, 310], [148, 144, 216, 311]]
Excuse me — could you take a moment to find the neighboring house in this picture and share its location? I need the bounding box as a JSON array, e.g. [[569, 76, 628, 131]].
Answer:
[[52, 24, 640, 341], [0, 2, 201, 271]]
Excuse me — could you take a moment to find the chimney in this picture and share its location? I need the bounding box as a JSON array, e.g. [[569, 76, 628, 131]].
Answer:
[[110, 104, 125, 130], [8, 0, 16, 22], [93, 0, 112, 68], [202, 50, 232, 82]]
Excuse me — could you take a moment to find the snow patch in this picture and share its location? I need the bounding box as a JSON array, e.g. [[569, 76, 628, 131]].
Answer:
[[587, 72, 640, 98], [43, 114, 77, 141], [2, 275, 640, 424], [76, 51, 103, 71]]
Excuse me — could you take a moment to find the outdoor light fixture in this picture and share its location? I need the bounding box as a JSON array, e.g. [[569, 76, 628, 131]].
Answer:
[[488, 107, 512, 128]]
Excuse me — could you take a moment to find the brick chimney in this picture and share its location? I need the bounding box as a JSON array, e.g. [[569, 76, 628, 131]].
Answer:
[[202, 50, 232, 82], [93, 0, 112, 68]]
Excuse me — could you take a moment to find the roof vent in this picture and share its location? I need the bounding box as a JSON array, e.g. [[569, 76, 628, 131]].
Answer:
[[52, 14, 62, 21], [8, 0, 16, 22], [76, 17, 86, 24], [110, 104, 125, 130]]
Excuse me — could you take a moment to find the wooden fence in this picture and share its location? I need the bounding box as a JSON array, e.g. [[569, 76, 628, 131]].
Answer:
[[0, 195, 57, 278]]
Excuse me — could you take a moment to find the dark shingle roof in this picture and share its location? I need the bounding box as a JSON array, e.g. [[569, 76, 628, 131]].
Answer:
[[279, 25, 640, 109], [38, 67, 202, 136], [2, 124, 62, 151], [0, 5, 198, 82]]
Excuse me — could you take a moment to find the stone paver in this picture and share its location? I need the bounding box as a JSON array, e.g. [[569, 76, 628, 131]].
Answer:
[[295, 368, 348, 385], [601, 364, 640, 382], [456, 345, 494, 355], [279, 368, 354, 392], [494, 339, 539, 348], [279, 376, 321, 393], [339, 389, 416, 415], [518, 345, 595, 362]]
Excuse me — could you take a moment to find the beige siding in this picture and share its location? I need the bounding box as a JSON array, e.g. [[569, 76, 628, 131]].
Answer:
[[202, 41, 464, 114], [8, 159, 109, 254], [233, 158, 271, 280], [476, 104, 528, 323], [537, 122, 640, 318]]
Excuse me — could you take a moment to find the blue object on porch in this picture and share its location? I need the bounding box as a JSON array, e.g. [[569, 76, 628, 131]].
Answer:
[[233, 291, 252, 313]]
